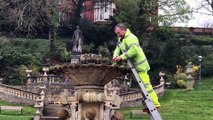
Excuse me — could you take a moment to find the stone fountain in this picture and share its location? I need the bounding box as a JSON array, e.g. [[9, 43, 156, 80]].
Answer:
[[50, 54, 128, 120]]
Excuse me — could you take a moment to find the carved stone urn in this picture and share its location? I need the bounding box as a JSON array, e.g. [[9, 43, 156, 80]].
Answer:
[[50, 54, 129, 120]]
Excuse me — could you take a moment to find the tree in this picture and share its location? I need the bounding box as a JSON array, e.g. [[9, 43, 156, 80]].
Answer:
[[57, 0, 84, 29], [72, 0, 84, 26], [158, 0, 192, 26], [200, 18, 213, 28], [190, 0, 213, 28], [161, 37, 185, 72], [114, 0, 153, 36], [0, 0, 21, 34], [0, 0, 59, 54], [45, 0, 60, 53], [193, 0, 213, 15], [114, 0, 192, 36]]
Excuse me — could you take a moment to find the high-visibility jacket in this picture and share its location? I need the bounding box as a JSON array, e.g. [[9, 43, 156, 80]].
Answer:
[[113, 29, 150, 72]]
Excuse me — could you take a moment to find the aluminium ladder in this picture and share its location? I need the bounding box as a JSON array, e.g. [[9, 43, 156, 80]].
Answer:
[[117, 42, 162, 120]]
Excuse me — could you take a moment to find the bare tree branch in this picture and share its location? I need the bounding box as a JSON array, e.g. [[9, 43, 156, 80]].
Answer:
[[193, 0, 213, 15]]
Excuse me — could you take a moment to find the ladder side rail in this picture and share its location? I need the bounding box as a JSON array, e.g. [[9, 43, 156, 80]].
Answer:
[[117, 42, 152, 98], [117, 42, 162, 120]]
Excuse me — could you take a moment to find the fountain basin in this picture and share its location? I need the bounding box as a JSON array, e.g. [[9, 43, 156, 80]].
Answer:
[[50, 63, 128, 86]]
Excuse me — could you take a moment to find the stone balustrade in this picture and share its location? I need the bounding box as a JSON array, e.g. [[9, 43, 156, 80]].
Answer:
[[120, 72, 165, 104], [120, 80, 165, 102], [26, 67, 65, 84], [27, 74, 65, 84], [120, 90, 142, 101], [26, 68, 73, 94], [0, 83, 39, 100], [34, 86, 46, 120]]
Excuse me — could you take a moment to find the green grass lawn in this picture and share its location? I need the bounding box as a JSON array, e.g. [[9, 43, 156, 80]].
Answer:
[[121, 77, 213, 120], [1, 77, 213, 120], [0, 100, 36, 120]]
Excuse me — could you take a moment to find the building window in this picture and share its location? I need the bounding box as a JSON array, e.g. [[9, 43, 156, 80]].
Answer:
[[94, 1, 115, 22]]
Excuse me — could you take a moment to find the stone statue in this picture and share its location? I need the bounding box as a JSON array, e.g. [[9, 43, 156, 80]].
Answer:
[[72, 26, 83, 53]]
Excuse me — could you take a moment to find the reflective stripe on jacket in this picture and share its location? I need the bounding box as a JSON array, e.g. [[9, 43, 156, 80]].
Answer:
[[113, 29, 150, 72]]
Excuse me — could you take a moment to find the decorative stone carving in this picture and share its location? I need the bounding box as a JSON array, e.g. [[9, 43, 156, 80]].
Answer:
[[186, 63, 194, 90], [49, 55, 129, 120], [26, 69, 32, 83], [50, 63, 128, 86]]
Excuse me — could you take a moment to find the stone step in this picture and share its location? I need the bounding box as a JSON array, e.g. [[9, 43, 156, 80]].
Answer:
[[44, 104, 62, 109], [43, 104, 70, 116], [43, 104, 61, 116], [41, 116, 60, 120]]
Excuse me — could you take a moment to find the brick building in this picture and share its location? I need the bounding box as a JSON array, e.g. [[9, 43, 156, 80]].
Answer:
[[57, 0, 212, 35], [57, 0, 115, 24]]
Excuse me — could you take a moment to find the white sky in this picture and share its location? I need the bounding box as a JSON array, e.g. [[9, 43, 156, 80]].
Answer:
[[173, 0, 213, 27]]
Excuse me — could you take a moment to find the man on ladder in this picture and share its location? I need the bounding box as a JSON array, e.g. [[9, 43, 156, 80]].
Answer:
[[112, 23, 161, 113]]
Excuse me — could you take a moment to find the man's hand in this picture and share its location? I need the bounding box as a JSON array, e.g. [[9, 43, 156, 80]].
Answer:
[[113, 56, 122, 62]]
